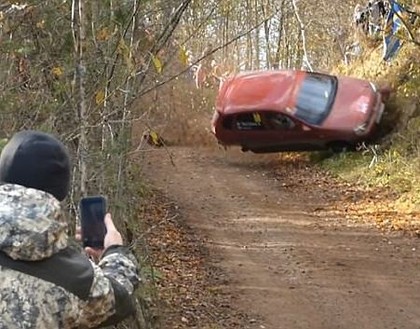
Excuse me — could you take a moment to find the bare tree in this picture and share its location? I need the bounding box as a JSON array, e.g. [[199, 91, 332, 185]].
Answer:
[[291, 0, 313, 71]]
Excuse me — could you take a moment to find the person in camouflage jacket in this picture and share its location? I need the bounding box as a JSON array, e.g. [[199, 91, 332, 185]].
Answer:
[[0, 130, 140, 328]]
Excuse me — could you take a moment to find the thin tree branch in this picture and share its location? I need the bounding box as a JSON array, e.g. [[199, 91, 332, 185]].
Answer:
[[135, 10, 278, 98]]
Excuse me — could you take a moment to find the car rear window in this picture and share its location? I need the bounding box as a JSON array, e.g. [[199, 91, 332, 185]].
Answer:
[[294, 73, 337, 125]]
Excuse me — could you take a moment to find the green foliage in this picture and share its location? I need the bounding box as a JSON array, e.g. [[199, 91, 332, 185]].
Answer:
[[316, 152, 374, 183]]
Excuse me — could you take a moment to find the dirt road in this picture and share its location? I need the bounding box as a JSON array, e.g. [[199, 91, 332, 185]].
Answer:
[[141, 145, 420, 329]]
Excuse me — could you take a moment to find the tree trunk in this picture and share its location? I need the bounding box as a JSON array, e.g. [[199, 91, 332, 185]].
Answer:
[[72, 0, 88, 197], [291, 0, 313, 71]]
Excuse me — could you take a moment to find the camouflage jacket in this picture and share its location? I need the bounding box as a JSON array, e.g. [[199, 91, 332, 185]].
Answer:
[[0, 184, 140, 328]]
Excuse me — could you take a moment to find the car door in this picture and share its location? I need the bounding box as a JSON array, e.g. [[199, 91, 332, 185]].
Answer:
[[233, 111, 302, 152], [263, 111, 328, 152], [233, 112, 266, 147], [232, 111, 322, 152]]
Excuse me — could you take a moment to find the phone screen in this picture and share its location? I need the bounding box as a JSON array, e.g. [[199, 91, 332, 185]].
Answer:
[[79, 196, 107, 248]]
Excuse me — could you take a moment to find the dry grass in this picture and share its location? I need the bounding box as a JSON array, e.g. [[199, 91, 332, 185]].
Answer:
[[132, 80, 217, 150]]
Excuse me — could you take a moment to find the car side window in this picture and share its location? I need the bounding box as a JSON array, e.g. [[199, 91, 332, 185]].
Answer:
[[235, 112, 264, 130], [266, 113, 296, 130]]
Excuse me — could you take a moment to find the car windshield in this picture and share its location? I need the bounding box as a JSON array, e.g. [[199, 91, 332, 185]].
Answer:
[[294, 73, 337, 125]]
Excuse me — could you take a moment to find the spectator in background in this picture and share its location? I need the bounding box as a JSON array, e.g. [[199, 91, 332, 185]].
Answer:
[[368, 0, 387, 35], [354, 4, 370, 34], [0, 130, 140, 328]]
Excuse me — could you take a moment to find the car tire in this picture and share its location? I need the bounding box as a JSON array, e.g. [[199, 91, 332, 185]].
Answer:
[[328, 141, 352, 153]]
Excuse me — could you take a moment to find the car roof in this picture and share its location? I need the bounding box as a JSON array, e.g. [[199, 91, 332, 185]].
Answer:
[[217, 69, 305, 115]]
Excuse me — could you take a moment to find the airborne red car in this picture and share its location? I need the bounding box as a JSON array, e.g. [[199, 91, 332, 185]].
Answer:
[[211, 69, 386, 153]]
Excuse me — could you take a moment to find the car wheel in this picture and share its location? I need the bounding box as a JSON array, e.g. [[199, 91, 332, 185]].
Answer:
[[328, 141, 352, 153]]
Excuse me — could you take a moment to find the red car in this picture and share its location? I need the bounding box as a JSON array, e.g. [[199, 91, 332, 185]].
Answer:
[[211, 70, 386, 153]]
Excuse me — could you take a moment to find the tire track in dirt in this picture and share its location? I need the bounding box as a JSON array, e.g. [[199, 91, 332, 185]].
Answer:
[[141, 146, 420, 329]]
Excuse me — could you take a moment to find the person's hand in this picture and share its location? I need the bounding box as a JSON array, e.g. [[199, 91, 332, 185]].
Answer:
[[83, 213, 123, 262], [75, 226, 101, 260]]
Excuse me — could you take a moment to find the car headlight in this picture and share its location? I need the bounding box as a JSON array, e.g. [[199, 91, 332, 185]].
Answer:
[[354, 123, 368, 136]]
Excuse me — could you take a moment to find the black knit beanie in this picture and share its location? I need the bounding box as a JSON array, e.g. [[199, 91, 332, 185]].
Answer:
[[0, 130, 71, 201]]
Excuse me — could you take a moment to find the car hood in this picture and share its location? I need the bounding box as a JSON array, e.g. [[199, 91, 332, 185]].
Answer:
[[322, 76, 377, 130]]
